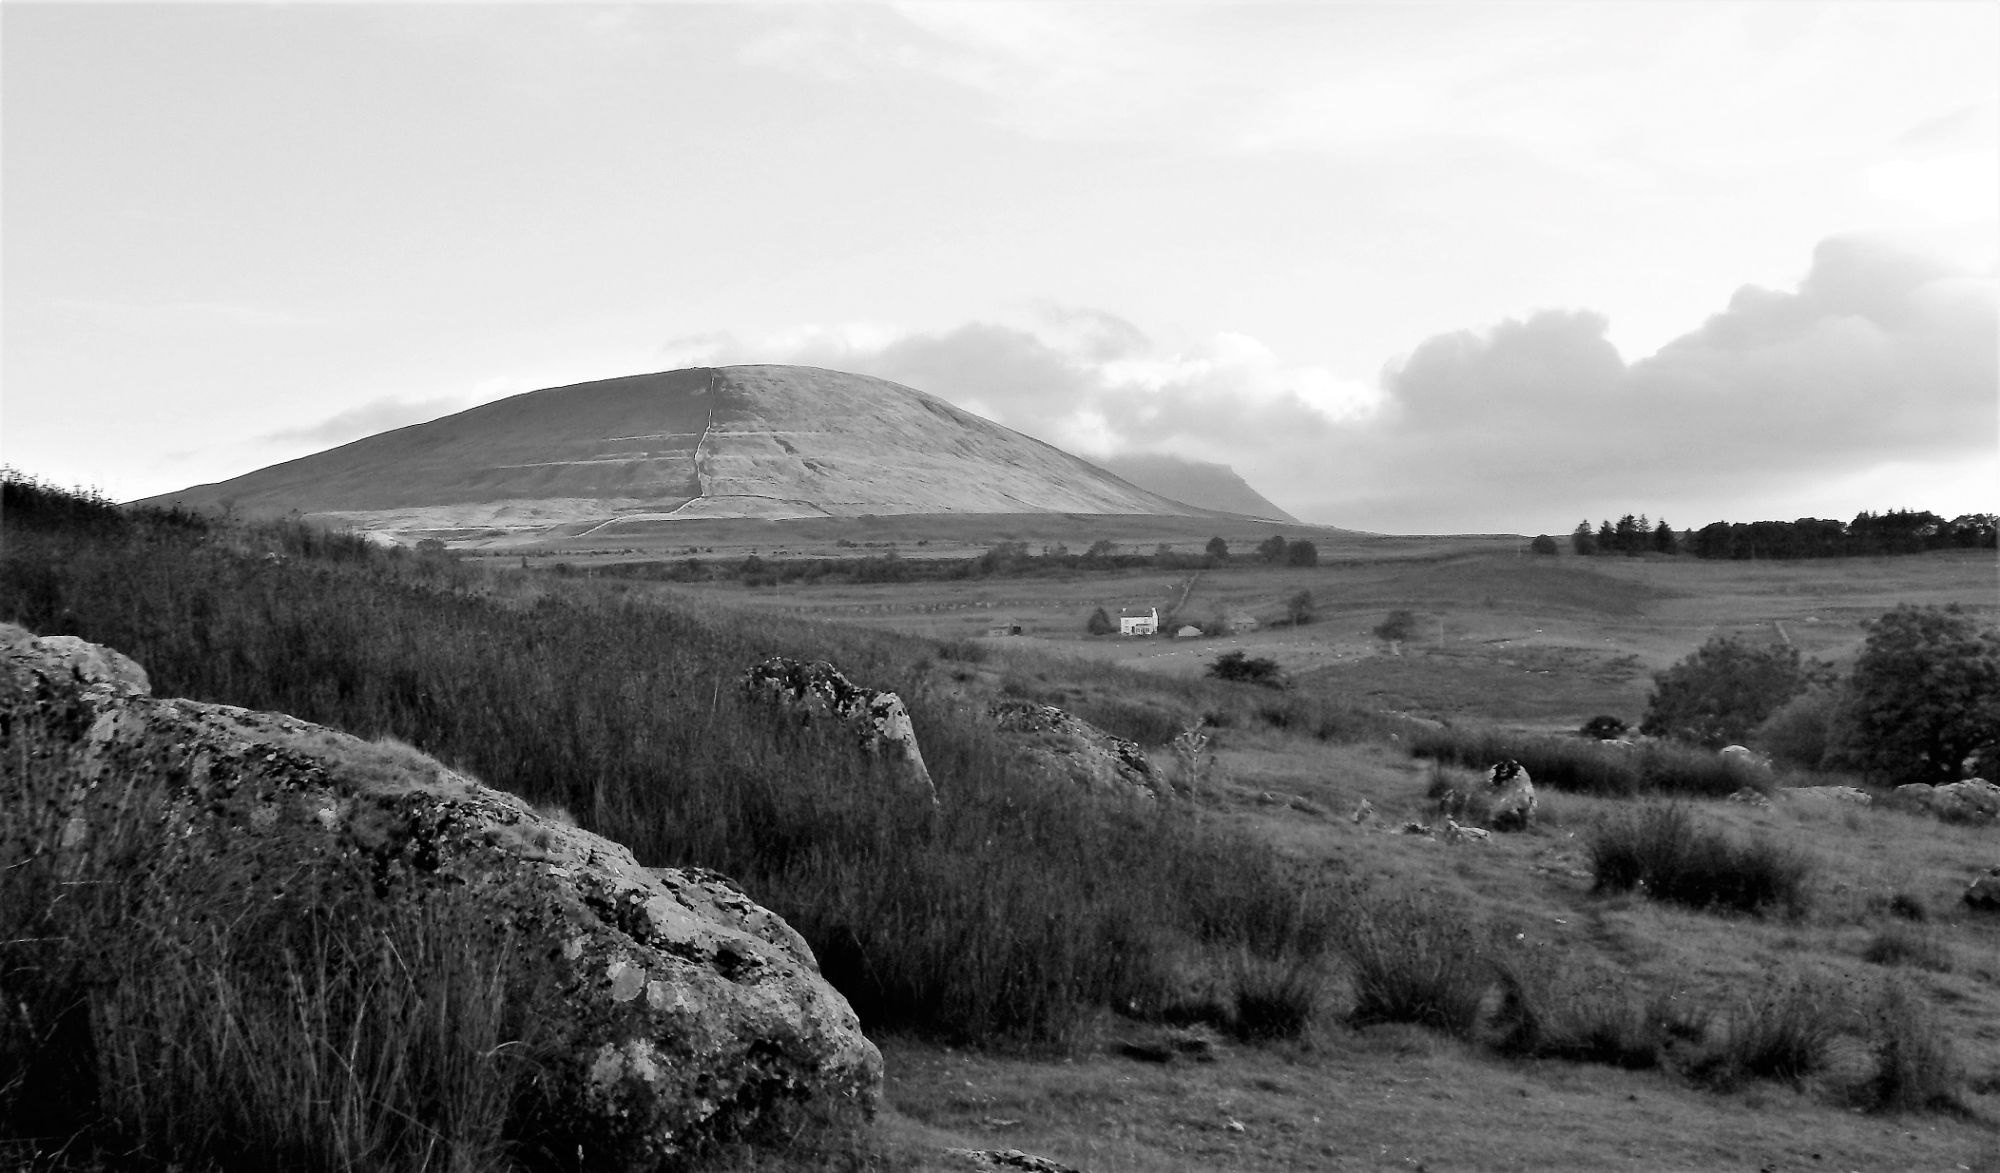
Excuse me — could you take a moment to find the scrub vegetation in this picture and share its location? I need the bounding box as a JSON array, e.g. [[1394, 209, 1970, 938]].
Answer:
[[3, 473, 1998, 1172]]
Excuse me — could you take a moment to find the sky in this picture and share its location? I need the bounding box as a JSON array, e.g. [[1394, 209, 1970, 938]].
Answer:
[[3, 1, 1995, 535]]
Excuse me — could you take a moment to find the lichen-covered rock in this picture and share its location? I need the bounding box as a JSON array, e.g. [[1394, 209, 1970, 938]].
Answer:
[[988, 699, 1167, 799], [1486, 759, 1536, 831], [2, 625, 881, 1168], [1895, 779, 2000, 823], [34, 633, 151, 694], [741, 656, 935, 803]]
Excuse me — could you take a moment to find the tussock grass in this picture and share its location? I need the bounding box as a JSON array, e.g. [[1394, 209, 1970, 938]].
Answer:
[[1862, 922, 1953, 972], [1489, 945, 1688, 1070], [1404, 724, 1748, 799], [1589, 803, 1814, 916], [1863, 981, 1964, 1113], [1699, 976, 1846, 1088], [1335, 886, 1489, 1039]]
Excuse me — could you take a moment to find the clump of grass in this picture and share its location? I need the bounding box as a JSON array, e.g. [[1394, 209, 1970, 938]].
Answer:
[[1863, 981, 1963, 1113], [1227, 953, 1327, 1042], [1589, 803, 1814, 916], [1403, 723, 1748, 799], [1702, 976, 1845, 1087], [1336, 886, 1489, 1039], [1489, 944, 1672, 1069], [1885, 892, 1928, 922], [1862, 922, 1953, 972]]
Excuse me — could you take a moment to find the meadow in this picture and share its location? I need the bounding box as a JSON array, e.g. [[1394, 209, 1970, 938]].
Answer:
[[3, 479, 1997, 1171]]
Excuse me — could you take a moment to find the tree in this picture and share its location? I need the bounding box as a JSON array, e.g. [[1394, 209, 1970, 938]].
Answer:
[[1530, 534, 1559, 555], [1086, 607, 1115, 636], [1652, 518, 1677, 555], [1257, 534, 1289, 563], [1205, 535, 1230, 561], [1285, 539, 1318, 567], [1373, 609, 1419, 645], [1570, 521, 1597, 555], [1084, 539, 1117, 560], [1845, 604, 2000, 786], [1639, 635, 1824, 748], [1286, 589, 1315, 626]]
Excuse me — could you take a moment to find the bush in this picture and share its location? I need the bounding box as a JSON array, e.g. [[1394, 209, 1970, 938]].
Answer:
[[1337, 887, 1488, 1039], [1529, 534, 1560, 555], [1752, 687, 1845, 770], [1578, 714, 1628, 741], [1641, 635, 1826, 748], [1373, 610, 1419, 645], [1589, 804, 1813, 916], [1207, 651, 1284, 689], [1085, 607, 1115, 636]]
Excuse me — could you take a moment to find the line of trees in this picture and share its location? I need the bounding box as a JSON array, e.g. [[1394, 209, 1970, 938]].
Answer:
[[1566, 510, 1995, 560]]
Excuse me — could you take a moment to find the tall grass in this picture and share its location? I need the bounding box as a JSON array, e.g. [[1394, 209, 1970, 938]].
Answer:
[[0, 475, 1337, 1057], [1335, 886, 1489, 1038], [0, 697, 543, 1171], [1403, 724, 1748, 798], [1589, 804, 1814, 916]]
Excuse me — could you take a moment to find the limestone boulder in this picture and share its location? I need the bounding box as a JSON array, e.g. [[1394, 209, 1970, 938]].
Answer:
[[989, 699, 1167, 799], [740, 656, 936, 803], [34, 633, 152, 694], [1486, 759, 1536, 831], [945, 1149, 1089, 1173], [1896, 779, 2000, 823], [2, 626, 881, 1169]]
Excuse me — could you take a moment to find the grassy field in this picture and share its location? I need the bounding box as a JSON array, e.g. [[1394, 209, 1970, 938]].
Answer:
[[4, 483, 1996, 1172]]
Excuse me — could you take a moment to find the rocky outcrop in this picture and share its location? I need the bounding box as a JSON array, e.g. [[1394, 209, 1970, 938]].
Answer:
[[1893, 779, 2000, 823], [2, 625, 881, 1168], [989, 699, 1167, 799], [34, 633, 151, 693], [1487, 759, 1536, 831], [740, 656, 936, 803]]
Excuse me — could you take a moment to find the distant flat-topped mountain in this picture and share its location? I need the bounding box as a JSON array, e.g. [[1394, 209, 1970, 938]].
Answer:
[[1094, 454, 1296, 523], [144, 365, 1228, 537]]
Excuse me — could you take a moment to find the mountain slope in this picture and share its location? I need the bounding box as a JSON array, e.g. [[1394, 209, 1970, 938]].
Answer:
[[143, 366, 1213, 532], [1094, 454, 1297, 522]]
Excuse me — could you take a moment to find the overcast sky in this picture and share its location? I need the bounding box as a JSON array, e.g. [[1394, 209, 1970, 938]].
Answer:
[[4, 2, 1994, 535]]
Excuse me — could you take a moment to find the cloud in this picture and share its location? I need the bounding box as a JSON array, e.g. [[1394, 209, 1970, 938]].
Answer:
[[1323, 234, 1997, 531], [262, 395, 466, 449], [661, 308, 1381, 478], [666, 234, 1992, 535]]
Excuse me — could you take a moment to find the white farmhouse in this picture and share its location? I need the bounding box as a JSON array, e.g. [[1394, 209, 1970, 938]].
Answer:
[[1119, 608, 1159, 636]]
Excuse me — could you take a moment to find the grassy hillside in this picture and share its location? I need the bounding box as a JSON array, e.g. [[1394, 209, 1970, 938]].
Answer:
[[5, 475, 1998, 1172]]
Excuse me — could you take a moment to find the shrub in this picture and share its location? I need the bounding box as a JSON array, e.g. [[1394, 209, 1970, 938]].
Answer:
[[1529, 534, 1559, 555], [1337, 887, 1488, 1039], [1752, 687, 1845, 771], [1864, 981, 1963, 1112], [1641, 635, 1826, 748], [1578, 714, 1628, 741], [1589, 804, 1813, 916], [1373, 610, 1419, 645], [1207, 651, 1284, 688], [1085, 607, 1115, 636]]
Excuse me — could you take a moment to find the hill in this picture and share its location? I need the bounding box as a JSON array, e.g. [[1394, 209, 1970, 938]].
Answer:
[[140, 365, 1228, 541], [1095, 453, 1297, 521]]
